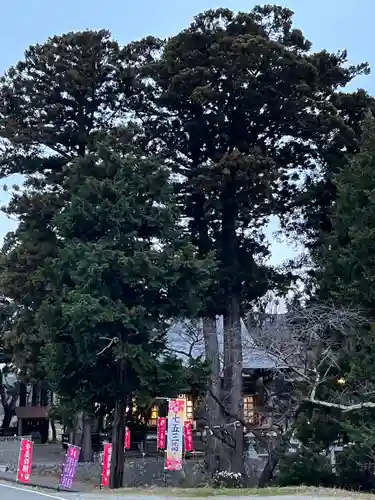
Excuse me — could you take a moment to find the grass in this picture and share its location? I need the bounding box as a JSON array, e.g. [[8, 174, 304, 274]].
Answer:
[[100, 486, 375, 498], [102, 486, 328, 497]]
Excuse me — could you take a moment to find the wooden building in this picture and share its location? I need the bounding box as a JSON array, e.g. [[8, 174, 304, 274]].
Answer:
[[147, 316, 287, 430]]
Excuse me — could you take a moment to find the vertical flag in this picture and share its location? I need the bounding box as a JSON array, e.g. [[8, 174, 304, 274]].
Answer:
[[165, 399, 185, 471], [17, 438, 33, 484], [124, 427, 131, 449], [157, 417, 167, 450], [59, 444, 81, 490], [184, 421, 194, 452], [101, 443, 112, 488]]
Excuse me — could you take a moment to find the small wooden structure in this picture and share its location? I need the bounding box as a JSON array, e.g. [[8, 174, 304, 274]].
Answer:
[[15, 406, 50, 444]]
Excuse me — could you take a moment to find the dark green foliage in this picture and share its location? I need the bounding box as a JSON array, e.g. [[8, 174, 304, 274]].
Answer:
[[139, 5, 369, 312], [0, 30, 141, 381], [0, 5, 374, 486], [0, 29, 136, 178], [279, 448, 334, 488], [335, 442, 375, 491], [284, 91, 375, 260], [317, 113, 375, 310], [35, 139, 213, 487], [279, 411, 375, 492], [282, 115, 375, 492], [37, 141, 213, 409]]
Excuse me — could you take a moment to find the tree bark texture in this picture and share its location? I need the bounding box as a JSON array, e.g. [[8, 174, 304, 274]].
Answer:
[[82, 412, 93, 462], [257, 428, 294, 487], [221, 187, 245, 475], [109, 398, 126, 489], [203, 317, 224, 477], [109, 356, 126, 489]]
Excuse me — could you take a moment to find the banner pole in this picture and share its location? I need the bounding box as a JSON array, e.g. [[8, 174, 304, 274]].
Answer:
[[164, 451, 167, 488]]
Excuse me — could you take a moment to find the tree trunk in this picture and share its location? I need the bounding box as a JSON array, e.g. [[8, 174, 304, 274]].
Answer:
[[40, 388, 48, 406], [31, 384, 40, 406], [109, 398, 126, 489], [82, 412, 93, 462], [221, 186, 245, 475], [68, 427, 74, 444], [257, 428, 294, 487], [0, 390, 18, 430], [73, 411, 83, 460], [19, 383, 27, 407], [223, 296, 245, 475], [2, 404, 13, 429], [202, 317, 224, 476], [110, 356, 126, 489], [50, 419, 57, 441]]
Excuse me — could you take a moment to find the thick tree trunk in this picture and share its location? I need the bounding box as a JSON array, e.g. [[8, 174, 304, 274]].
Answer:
[[110, 356, 126, 489], [31, 384, 40, 406], [2, 404, 14, 429], [202, 317, 224, 476], [221, 186, 245, 475], [19, 383, 27, 407], [73, 411, 83, 461], [223, 296, 245, 475], [109, 399, 126, 489], [82, 413, 93, 462], [40, 388, 48, 406], [0, 390, 18, 430], [73, 411, 93, 462]]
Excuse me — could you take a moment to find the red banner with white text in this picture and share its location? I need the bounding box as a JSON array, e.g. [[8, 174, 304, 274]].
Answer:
[[184, 421, 194, 452], [17, 439, 33, 484], [157, 417, 167, 450], [101, 443, 112, 488]]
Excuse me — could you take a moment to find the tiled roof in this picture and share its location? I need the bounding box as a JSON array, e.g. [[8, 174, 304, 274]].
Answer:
[[167, 316, 286, 370]]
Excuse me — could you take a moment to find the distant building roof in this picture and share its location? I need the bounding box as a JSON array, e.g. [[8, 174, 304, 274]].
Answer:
[[15, 406, 50, 419], [167, 316, 287, 371]]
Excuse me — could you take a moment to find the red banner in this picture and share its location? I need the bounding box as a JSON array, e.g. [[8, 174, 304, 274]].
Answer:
[[184, 421, 194, 452], [124, 427, 131, 449], [101, 443, 112, 488], [157, 417, 167, 450], [17, 439, 33, 484]]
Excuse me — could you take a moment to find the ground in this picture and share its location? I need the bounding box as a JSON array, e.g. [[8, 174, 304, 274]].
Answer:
[[0, 484, 374, 500]]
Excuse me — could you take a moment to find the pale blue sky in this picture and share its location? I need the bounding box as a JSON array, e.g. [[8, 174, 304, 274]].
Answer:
[[1, 0, 374, 264]]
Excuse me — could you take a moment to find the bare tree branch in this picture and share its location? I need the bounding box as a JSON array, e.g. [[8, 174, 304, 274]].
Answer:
[[97, 336, 119, 356]]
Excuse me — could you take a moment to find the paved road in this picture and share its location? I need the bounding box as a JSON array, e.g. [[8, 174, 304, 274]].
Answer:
[[0, 483, 74, 500]]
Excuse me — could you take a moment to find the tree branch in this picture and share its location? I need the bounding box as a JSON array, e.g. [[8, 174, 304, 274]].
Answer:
[[97, 337, 118, 356]]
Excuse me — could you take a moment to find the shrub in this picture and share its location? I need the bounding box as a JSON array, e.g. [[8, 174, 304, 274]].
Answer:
[[212, 470, 244, 488], [336, 445, 375, 492], [278, 448, 335, 487]]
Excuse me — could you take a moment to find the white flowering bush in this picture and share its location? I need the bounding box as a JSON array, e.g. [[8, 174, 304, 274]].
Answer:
[[212, 470, 244, 488]]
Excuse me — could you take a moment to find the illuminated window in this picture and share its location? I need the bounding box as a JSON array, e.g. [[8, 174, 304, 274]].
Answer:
[[178, 394, 194, 421], [149, 405, 159, 426], [243, 396, 255, 424]]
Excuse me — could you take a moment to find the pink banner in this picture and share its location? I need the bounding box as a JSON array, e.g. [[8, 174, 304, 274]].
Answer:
[[165, 399, 185, 471], [17, 439, 33, 484], [124, 427, 131, 449], [184, 421, 194, 452], [101, 443, 112, 488], [157, 417, 167, 450]]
